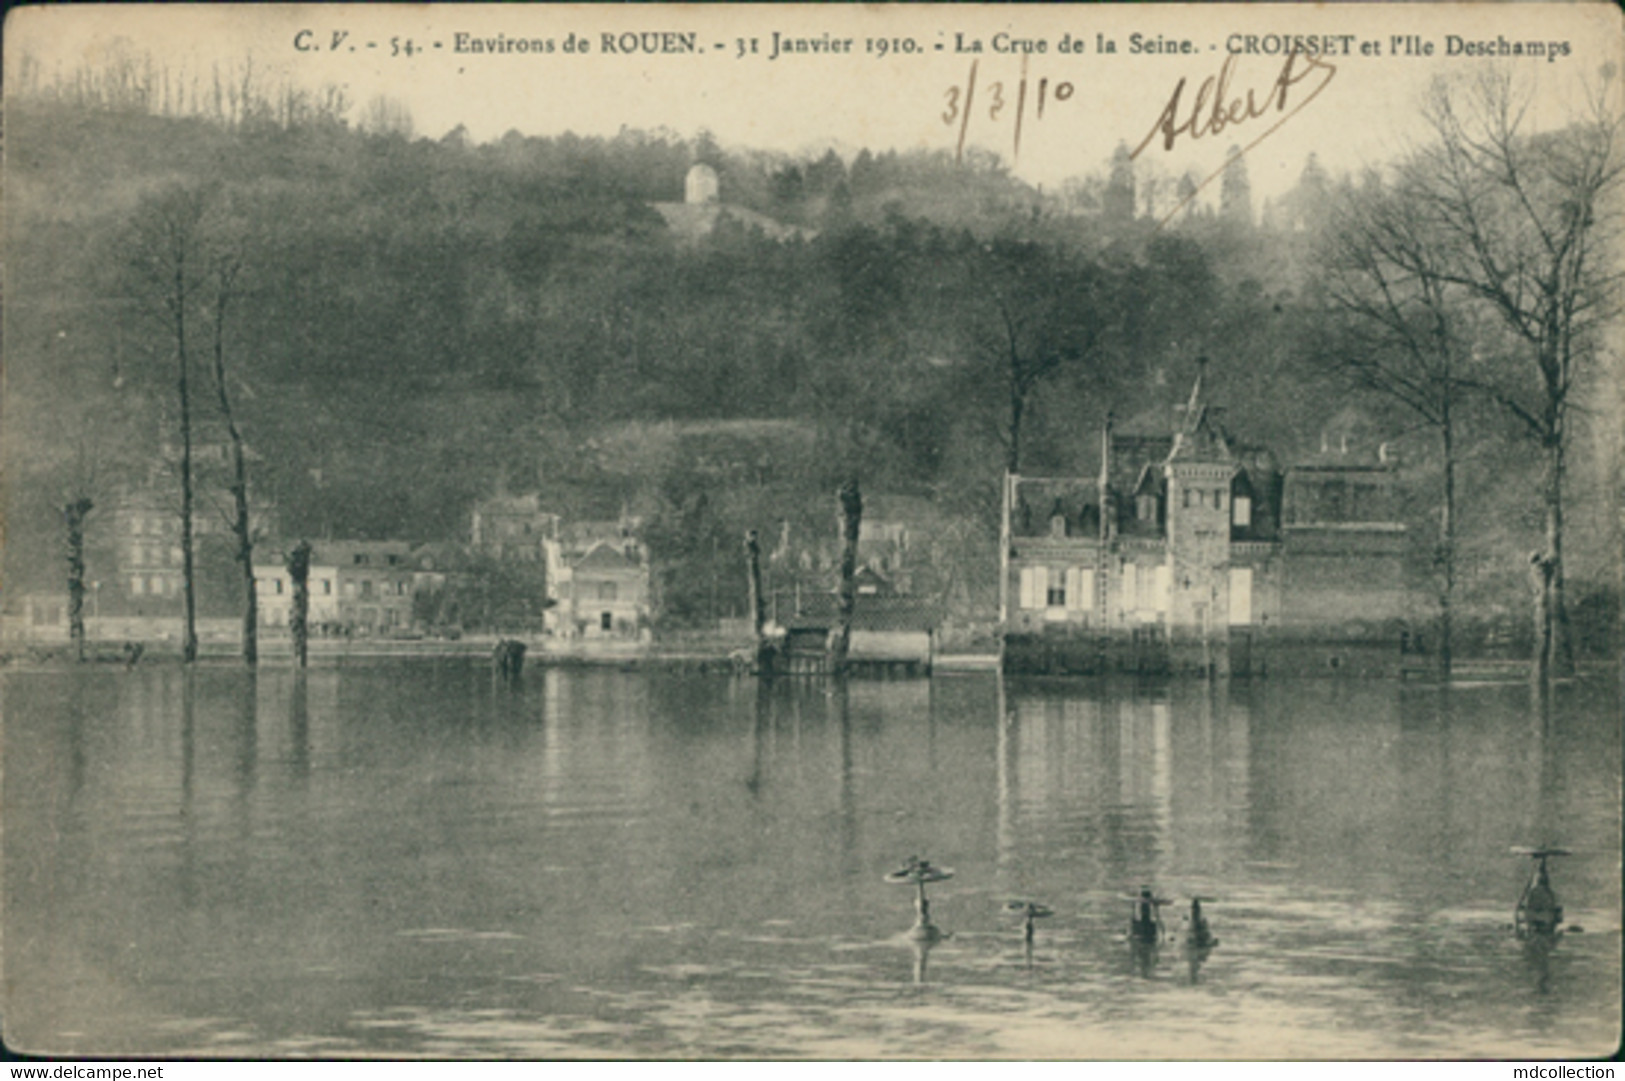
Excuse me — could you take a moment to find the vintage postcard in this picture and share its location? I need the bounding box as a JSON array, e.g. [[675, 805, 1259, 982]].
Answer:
[[3, 2, 1621, 1063]]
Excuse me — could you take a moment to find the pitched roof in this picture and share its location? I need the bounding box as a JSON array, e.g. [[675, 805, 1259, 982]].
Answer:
[[573, 542, 642, 573], [1010, 477, 1104, 539], [1167, 370, 1234, 463], [1107, 433, 1174, 495]]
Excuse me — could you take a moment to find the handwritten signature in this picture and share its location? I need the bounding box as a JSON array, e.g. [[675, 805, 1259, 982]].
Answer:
[[1131, 50, 1337, 225]]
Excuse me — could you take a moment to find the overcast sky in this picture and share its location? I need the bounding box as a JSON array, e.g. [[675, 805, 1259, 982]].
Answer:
[[9, 4, 1618, 202]]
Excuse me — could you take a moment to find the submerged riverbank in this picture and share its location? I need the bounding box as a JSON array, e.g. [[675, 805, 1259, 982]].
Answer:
[[0, 635, 1603, 684]]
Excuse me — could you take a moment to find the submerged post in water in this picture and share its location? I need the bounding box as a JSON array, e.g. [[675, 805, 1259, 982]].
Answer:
[[886, 856, 953, 941]]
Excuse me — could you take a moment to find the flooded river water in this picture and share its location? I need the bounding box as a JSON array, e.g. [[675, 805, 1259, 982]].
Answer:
[[3, 664, 1618, 1058]]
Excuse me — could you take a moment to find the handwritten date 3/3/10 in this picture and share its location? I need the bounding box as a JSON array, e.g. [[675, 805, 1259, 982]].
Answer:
[[941, 60, 1077, 165]]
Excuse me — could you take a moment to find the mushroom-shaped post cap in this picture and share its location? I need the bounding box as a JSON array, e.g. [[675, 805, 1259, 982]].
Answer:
[[1512, 847, 1571, 858], [1121, 892, 1173, 906], [1005, 900, 1054, 919], [885, 858, 954, 885]]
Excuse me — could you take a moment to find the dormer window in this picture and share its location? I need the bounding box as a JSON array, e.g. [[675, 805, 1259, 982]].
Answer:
[[1137, 494, 1156, 521], [1049, 514, 1067, 538], [1233, 495, 1252, 528]]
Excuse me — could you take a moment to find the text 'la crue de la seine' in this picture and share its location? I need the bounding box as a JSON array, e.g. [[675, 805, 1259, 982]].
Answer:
[[290, 27, 1575, 64]]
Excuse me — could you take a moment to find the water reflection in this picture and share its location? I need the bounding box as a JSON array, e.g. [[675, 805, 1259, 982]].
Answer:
[[1526, 683, 1561, 856], [231, 672, 257, 831], [289, 675, 310, 784], [1522, 930, 1558, 996], [831, 680, 858, 889], [1, 665, 1617, 1059], [746, 678, 769, 797], [1178, 898, 1218, 984], [177, 672, 198, 910], [1130, 936, 1160, 979], [898, 930, 944, 986], [1183, 940, 1214, 985]]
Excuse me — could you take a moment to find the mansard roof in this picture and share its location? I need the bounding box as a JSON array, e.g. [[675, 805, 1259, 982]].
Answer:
[[1009, 476, 1103, 538]]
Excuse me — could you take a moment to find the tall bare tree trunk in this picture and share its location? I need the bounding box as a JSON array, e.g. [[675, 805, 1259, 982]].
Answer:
[[1530, 551, 1554, 685], [1542, 436, 1574, 679], [827, 479, 863, 675], [64, 497, 94, 662], [230, 455, 256, 664], [287, 540, 311, 668], [175, 274, 198, 664], [208, 267, 255, 665], [1007, 380, 1024, 475], [1438, 418, 1455, 679]]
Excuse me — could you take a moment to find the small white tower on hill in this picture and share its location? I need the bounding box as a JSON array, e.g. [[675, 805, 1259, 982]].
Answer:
[[685, 163, 720, 205]]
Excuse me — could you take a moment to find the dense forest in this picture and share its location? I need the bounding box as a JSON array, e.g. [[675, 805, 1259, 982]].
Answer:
[[4, 67, 1620, 655]]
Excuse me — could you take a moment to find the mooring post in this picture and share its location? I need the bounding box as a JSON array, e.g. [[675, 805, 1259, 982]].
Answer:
[[745, 529, 771, 674]]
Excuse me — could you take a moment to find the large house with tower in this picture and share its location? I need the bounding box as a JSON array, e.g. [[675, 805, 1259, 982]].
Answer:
[[1000, 367, 1412, 676]]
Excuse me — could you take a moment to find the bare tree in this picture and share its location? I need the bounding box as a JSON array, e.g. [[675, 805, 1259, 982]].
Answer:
[[358, 94, 416, 139], [1409, 71, 1623, 680], [15, 301, 140, 664], [1321, 171, 1479, 676], [938, 238, 1111, 475], [57, 372, 114, 664], [203, 232, 259, 665], [126, 186, 213, 662]]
